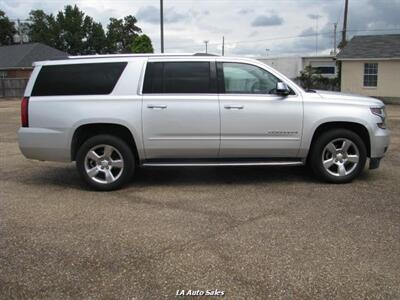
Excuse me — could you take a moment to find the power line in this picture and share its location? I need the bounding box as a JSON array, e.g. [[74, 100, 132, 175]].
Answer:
[[218, 28, 400, 46], [165, 28, 400, 51]]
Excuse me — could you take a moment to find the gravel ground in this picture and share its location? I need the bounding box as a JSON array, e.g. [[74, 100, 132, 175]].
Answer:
[[0, 100, 399, 299]]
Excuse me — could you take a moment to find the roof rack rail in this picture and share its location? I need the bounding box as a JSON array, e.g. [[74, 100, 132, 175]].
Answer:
[[193, 53, 218, 56], [62, 53, 203, 60]]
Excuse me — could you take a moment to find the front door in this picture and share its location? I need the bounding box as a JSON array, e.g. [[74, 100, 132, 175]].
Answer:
[[142, 60, 219, 159], [217, 61, 303, 158]]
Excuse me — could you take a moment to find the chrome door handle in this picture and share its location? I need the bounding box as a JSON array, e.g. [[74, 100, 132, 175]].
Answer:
[[224, 105, 244, 109], [147, 104, 167, 109]]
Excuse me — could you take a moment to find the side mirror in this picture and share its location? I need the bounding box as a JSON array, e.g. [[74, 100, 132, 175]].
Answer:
[[276, 82, 290, 96]]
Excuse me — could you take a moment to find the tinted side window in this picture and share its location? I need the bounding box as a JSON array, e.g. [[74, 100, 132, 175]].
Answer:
[[32, 62, 127, 96], [143, 62, 212, 93]]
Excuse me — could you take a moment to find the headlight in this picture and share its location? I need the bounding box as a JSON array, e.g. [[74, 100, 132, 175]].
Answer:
[[370, 106, 387, 129]]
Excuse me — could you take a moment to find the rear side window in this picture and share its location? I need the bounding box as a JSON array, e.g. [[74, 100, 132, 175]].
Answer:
[[143, 62, 212, 94], [31, 62, 127, 96]]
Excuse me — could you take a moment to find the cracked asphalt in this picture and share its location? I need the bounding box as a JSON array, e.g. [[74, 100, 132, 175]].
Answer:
[[1, 99, 399, 299]]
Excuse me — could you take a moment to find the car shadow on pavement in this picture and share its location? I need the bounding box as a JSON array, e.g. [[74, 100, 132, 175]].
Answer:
[[133, 165, 317, 187], [18, 162, 377, 191], [18, 164, 326, 191]]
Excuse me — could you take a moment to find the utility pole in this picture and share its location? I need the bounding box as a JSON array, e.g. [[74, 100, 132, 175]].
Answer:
[[265, 48, 270, 56], [204, 40, 208, 54], [333, 23, 337, 55], [160, 0, 164, 53], [341, 0, 349, 47], [222, 36, 224, 56], [315, 15, 320, 55]]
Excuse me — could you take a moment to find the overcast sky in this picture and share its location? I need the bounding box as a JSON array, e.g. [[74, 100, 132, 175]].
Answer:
[[1, 0, 400, 57]]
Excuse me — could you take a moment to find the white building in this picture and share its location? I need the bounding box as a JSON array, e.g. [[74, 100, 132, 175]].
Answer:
[[256, 55, 337, 80]]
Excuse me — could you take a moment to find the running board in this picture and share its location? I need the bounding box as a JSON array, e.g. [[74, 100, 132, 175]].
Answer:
[[142, 160, 304, 167]]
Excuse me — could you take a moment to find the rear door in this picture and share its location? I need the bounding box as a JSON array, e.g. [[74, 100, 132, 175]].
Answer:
[[141, 59, 220, 159]]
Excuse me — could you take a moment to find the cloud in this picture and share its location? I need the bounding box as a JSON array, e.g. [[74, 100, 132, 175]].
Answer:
[[251, 14, 283, 27], [136, 6, 160, 23], [301, 27, 317, 36], [187, 8, 210, 20], [319, 0, 400, 39], [277, 27, 333, 56], [238, 8, 253, 15], [307, 14, 321, 20], [249, 30, 259, 37], [136, 5, 187, 24], [1, 0, 399, 56], [230, 44, 266, 56]]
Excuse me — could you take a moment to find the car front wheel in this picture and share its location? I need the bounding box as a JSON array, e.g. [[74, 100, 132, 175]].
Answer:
[[76, 135, 135, 191], [310, 129, 367, 183]]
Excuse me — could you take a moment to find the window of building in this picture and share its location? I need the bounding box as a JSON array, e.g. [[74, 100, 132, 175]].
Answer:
[[31, 62, 127, 96], [143, 62, 212, 94], [313, 66, 336, 75], [363, 63, 378, 87], [219, 62, 283, 94]]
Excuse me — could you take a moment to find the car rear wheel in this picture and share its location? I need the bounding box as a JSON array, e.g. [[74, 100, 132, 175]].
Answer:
[[76, 135, 135, 191], [310, 129, 367, 183]]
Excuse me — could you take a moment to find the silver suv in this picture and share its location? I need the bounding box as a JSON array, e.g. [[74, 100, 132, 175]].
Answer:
[[18, 54, 390, 190]]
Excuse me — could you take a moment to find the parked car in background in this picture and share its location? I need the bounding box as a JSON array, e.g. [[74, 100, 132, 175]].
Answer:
[[18, 53, 390, 190]]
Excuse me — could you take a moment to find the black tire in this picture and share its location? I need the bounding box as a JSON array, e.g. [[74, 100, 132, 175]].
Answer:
[[309, 129, 367, 183], [76, 134, 135, 191]]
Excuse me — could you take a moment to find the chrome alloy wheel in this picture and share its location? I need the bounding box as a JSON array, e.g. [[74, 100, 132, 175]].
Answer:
[[84, 144, 124, 184], [322, 138, 360, 177]]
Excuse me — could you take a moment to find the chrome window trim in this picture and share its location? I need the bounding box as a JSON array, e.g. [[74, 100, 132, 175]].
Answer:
[[139, 57, 303, 98]]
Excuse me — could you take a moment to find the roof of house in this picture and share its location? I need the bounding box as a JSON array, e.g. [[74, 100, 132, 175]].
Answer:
[[0, 43, 68, 69], [337, 34, 400, 60]]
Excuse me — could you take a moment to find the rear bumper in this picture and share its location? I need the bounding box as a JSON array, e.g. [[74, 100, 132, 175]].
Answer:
[[18, 127, 71, 162]]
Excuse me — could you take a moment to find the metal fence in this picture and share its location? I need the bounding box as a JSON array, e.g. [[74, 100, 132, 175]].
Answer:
[[0, 78, 29, 98]]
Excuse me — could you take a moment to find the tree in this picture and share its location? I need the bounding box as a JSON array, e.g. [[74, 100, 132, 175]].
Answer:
[[297, 65, 339, 91], [29, 7, 107, 54], [130, 34, 154, 53], [24, 5, 152, 55], [298, 65, 319, 90], [56, 5, 88, 54], [107, 15, 142, 53], [28, 10, 58, 47], [84, 18, 107, 54], [0, 10, 16, 45]]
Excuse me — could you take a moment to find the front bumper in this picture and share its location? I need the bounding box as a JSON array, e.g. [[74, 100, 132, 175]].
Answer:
[[370, 157, 384, 169], [370, 128, 390, 158], [369, 126, 389, 169]]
